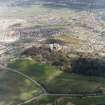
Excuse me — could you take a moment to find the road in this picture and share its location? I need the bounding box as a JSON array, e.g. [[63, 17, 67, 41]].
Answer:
[[1, 64, 105, 105], [0, 42, 105, 105], [0, 64, 47, 94]]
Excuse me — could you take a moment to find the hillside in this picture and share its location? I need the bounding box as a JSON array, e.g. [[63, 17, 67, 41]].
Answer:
[[1, 0, 105, 105]]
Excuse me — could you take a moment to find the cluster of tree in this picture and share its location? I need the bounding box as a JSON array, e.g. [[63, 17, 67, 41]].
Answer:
[[22, 45, 71, 71], [72, 57, 105, 77], [22, 45, 105, 77]]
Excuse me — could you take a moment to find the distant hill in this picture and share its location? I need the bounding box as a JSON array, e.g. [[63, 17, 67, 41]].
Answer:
[[1, 0, 105, 10]]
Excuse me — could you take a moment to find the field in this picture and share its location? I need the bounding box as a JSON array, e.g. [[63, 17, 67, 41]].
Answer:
[[24, 96, 105, 105], [1, 58, 105, 105]]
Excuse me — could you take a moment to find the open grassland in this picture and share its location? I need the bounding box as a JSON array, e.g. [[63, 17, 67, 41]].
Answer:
[[0, 69, 42, 105], [8, 59, 105, 94], [54, 34, 82, 46], [24, 95, 105, 105]]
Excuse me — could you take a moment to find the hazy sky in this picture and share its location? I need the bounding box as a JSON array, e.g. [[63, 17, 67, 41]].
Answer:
[[0, 0, 105, 9], [0, 0, 105, 17]]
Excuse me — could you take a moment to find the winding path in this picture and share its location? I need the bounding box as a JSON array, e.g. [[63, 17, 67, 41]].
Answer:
[[1, 64, 105, 105], [0, 64, 47, 94]]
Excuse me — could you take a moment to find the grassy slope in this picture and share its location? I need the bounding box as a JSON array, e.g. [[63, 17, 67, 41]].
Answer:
[[7, 59, 105, 105], [8, 59, 105, 93], [0, 70, 42, 105], [24, 96, 105, 105]]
